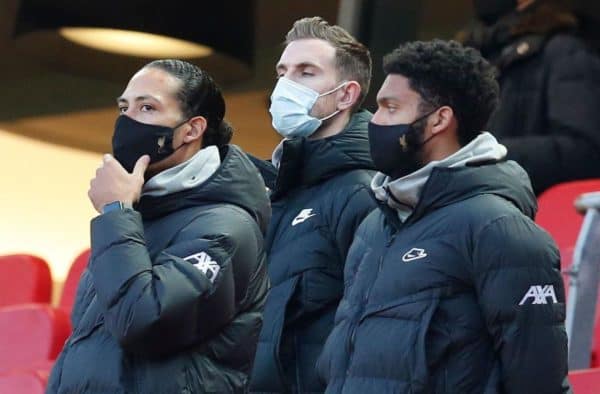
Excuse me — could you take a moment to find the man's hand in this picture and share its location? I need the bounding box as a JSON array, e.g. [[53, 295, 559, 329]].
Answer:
[[88, 154, 150, 213]]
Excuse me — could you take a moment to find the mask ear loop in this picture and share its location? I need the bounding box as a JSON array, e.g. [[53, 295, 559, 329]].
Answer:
[[318, 81, 349, 98], [317, 81, 349, 122], [402, 107, 442, 151], [157, 118, 190, 154], [319, 109, 341, 122]]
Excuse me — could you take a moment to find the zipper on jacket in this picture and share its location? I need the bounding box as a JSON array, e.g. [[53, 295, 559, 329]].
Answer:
[[386, 231, 397, 247], [343, 252, 386, 381], [294, 332, 303, 394], [341, 224, 397, 391]]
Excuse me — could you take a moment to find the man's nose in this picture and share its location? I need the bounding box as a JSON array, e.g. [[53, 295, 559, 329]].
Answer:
[[371, 109, 385, 125], [122, 108, 136, 118]]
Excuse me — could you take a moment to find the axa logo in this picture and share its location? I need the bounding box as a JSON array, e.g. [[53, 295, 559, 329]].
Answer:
[[518, 285, 558, 305], [402, 248, 428, 262], [184, 252, 220, 283], [292, 209, 316, 226]]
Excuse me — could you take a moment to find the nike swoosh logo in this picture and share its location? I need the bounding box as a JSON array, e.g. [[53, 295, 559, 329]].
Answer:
[[292, 214, 316, 226]]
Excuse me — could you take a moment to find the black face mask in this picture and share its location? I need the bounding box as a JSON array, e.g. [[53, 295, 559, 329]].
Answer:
[[368, 110, 436, 179], [473, 0, 517, 25], [111, 115, 188, 173]]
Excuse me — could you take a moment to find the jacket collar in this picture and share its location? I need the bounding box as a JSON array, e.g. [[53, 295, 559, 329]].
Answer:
[[135, 145, 271, 233], [372, 132, 508, 222], [142, 145, 221, 197], [269, 109, 375, 199], [416, 161, 535, 225]]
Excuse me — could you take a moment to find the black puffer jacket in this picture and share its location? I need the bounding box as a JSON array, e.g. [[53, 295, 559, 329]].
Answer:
[[250, 110, 377, 393], [317, 161, 569, 393], [463, 4, 600, 194], [47, 145, 270, 394]]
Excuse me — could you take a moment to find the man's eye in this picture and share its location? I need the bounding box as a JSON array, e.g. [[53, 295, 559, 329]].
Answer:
[[141, 104, 154, 112], [118, 107, 127, 113], [302, 72, 314, 77], [388, 106, 397, 113]]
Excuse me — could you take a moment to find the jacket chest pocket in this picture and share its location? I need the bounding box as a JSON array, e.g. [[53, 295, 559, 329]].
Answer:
[[349, 295, 441, 392], [369, 238, 468, 303]]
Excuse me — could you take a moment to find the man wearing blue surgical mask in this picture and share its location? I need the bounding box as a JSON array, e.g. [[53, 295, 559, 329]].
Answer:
[[250, 17, 377, 394]]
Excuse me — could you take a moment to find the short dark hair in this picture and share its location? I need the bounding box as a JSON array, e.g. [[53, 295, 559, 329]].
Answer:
[[144, 59, 233, 148], [286, 17, 372, 110], [383, 39, 499, 145]]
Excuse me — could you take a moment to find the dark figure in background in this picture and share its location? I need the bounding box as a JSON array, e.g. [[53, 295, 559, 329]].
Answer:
[[47, 60, 270, 393], [459, 0, 600, 194], [250, 17, 377, 394]]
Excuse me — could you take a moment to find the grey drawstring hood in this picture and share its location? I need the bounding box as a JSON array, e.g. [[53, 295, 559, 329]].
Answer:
[[371, 132, 508, 221], [142, 145, 221, 197]]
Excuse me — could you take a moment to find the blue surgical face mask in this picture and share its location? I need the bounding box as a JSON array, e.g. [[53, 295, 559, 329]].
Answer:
[[269, 77, 347, 138]]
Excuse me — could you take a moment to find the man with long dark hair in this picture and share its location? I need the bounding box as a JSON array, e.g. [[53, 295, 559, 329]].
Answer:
[[47, 60, 270, 393]]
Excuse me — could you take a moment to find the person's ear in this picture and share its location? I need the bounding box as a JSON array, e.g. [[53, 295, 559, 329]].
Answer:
[[182, 116, 207, 143], [336, 81, 362, 111], [430, 106, 454, 136]]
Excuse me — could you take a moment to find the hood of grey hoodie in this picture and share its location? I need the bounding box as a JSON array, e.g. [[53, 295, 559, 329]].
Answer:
[[371, 132, 508, 221], [142, 145, 221, 197]]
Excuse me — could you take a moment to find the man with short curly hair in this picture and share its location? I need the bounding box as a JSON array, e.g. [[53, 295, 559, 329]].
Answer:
[[317, 39, 570, 393]]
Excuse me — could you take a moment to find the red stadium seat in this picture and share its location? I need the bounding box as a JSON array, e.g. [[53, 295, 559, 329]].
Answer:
[[537, 180, 600, 368], [0, 254, 52, 307], [58, 249, 90, 316], [535, 179, 600, 368], [536, 179, 600, 267], [0, 304, 70, 372], [0, 370, 47, 394], [569, 368, 600, 394]]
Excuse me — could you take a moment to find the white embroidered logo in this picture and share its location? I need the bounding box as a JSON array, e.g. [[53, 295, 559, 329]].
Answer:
[[518, 285, 558, 305], [402, 248, 428, 262], [292, 209, 317, 226], [184, 252, 220, 283]]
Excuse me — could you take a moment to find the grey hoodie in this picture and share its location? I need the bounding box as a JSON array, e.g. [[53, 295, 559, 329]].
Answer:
[[371, 132, 507, 221]]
